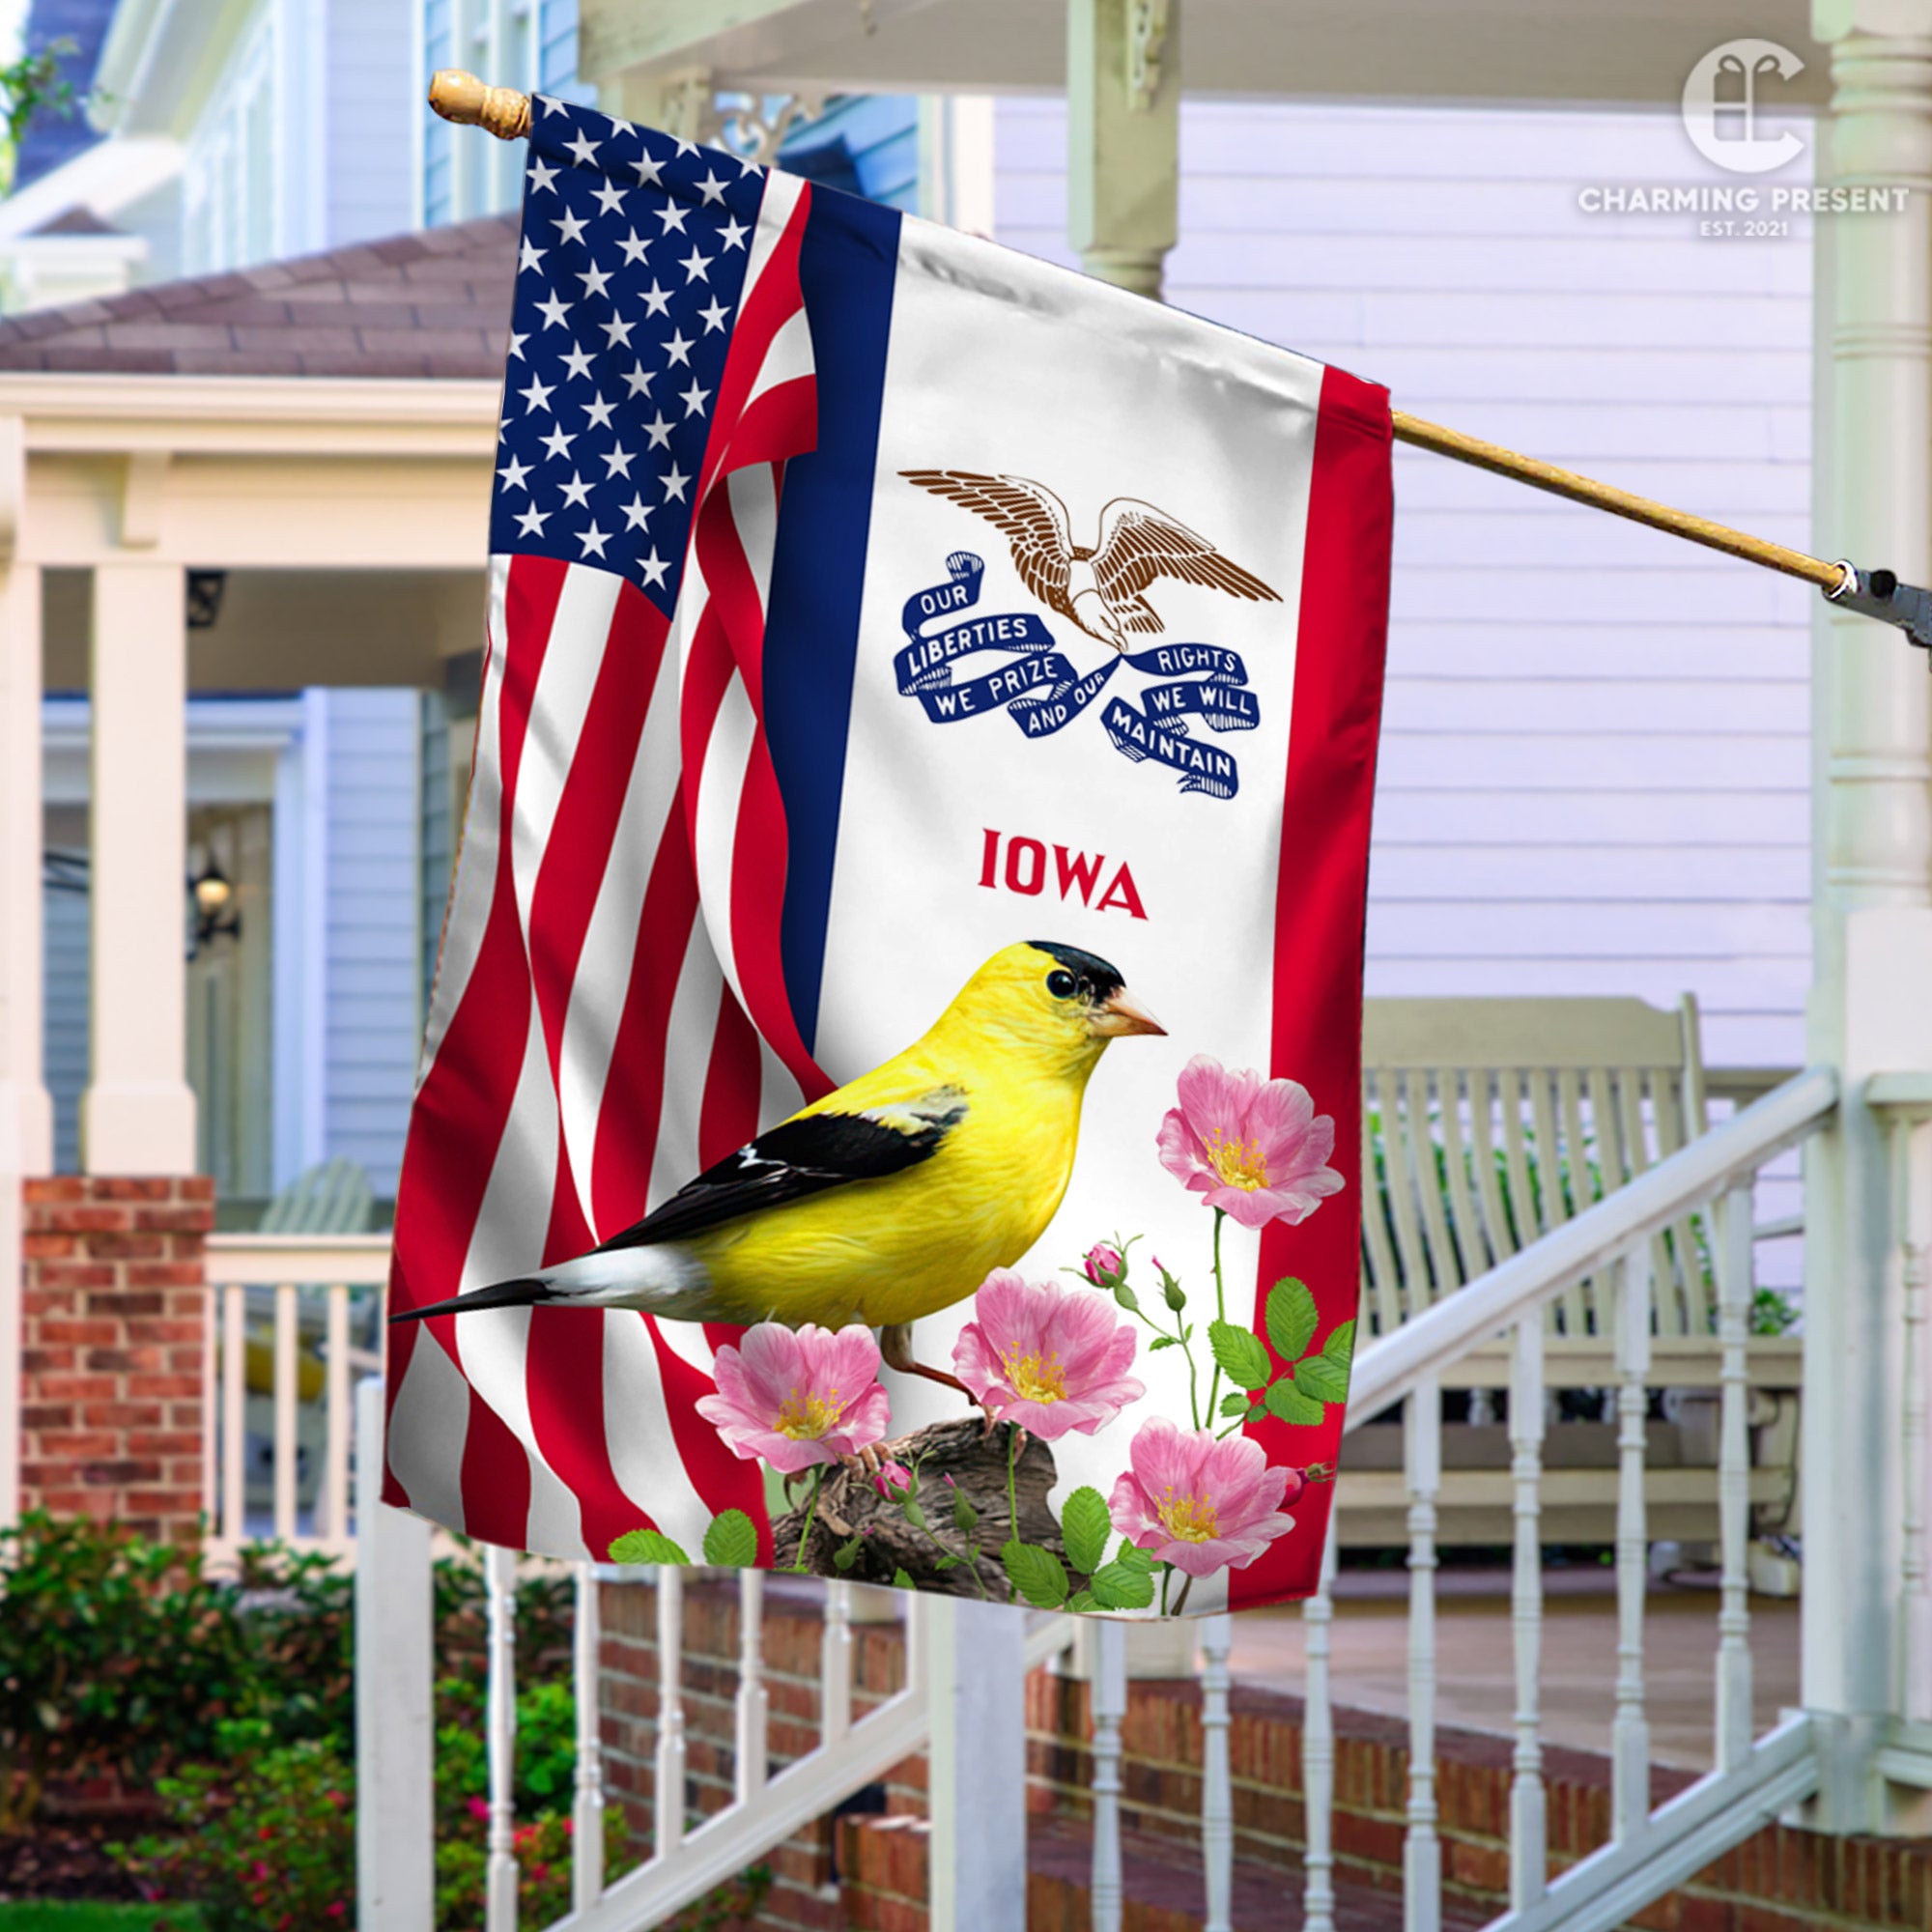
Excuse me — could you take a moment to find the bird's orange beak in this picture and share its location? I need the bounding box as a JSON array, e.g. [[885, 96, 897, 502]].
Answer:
[[1092, 986, 1166, 1037]]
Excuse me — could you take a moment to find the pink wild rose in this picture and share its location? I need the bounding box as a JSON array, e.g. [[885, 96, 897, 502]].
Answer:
[[695, 1321, 892, 1473], [1108, 1415, 1296, 1577], [1156, 1054, 1344, 1230], [952, 1270, 1145, 1441]]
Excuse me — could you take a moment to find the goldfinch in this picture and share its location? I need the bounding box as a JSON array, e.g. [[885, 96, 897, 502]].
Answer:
[[392, 940, 1163, 1388]]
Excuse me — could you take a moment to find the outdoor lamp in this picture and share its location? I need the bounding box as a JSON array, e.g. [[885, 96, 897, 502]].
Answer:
[[191, 859, 242, 950]]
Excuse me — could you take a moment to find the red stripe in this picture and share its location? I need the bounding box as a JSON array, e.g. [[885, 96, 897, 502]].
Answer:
[[1230, 368, 1393, 1610]]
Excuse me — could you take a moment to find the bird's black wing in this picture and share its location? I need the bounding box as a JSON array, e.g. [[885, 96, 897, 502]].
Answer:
[[592, 1088, 968, 1252]]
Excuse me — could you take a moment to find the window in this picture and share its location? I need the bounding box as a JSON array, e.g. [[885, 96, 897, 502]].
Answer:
[[538, 0, 578, 95]]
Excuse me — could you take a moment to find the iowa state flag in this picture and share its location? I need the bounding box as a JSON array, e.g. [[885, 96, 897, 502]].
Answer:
[[384, 96, 1391, 1616]]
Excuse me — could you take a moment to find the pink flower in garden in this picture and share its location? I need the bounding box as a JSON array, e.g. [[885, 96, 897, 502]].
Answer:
[[952, 1271, 1145, 1440], [696, 1321, 892, 1473], [1108, 1416, 1296, 1577], [1082, 1241, 1127, 1288], [872, 1460, 914, 1502], [1156, 1055, 1343, 1230]]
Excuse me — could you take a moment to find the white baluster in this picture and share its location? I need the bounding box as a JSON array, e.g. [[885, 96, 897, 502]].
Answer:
[[821, 1580, 854, 1747], [1301, 1531, 1337, 1932], [1899, 1116, 1932, 1721], [1508, 1315, 1547, 1910], [273, 1283, 298, 1540], [322, 1283, 351, 1546], [1091, 1618, 1126, 1932], [572, 1562, 605, 1911], [1405, 1376, 1441, 1932], [1201, 1612, 1234, 1932], [654, 1565, 687, 1856], [1612, 1244, 1653, 1839], [220, 1281, 244, 1544], [484, 1542, 520, 1932], [1716, 1179, 1756, 1771], [735, 1569, 769, 1801]]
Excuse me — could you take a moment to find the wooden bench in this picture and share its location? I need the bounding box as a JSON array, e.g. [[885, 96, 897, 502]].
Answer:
[[1335, 997, 1801, 1552]]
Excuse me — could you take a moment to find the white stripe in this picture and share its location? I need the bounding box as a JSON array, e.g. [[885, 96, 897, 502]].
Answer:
[[740, 167, 806, 306], [744, 306, 814, 412], [602, 1315, 716, 1552], [417, 554, 510, 1087], [651, 1317, 724, 1377], [452, 989, 587, 1559], [556, 635, 685, 1237], [758, 1032, 805, 1135], [690, 674, 756, 1010], [725, 460, 780, 620], [648, 926, 725, 1210], [509, 564, 622, 941], [385, 1322, 472, 1532]]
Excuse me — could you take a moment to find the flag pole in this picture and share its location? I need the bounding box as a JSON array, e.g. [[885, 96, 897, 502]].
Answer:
[[426, 68, 1932, 657]]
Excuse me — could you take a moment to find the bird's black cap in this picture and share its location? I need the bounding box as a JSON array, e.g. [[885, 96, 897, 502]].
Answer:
[[1027, 940, 1126, 1001]]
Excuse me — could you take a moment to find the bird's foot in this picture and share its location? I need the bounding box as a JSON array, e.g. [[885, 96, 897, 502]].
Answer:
[[841, 1444, 886, 1480], [879, 1321, 981, 1410]]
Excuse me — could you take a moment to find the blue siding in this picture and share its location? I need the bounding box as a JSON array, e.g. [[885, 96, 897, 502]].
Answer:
[[327, 0, 417, 245], [781, 97, 921, 213]]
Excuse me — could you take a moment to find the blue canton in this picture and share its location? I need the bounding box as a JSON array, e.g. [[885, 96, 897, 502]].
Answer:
[[491, 99, 770, 617]]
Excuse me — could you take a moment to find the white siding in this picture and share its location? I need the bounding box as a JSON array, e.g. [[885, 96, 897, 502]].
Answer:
[[995, 98, 1813, 1069], [326, 0, 417, 246], [320, 689, 421, 1198]]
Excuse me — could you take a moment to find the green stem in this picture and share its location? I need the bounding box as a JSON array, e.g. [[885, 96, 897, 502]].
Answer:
[[1159, 1563, 1173, 1616], [1125, 1299, 1204, 1431], [792, 1467, 824, 1574], [1007, 1425, 1022, 1549], [1172, 1572, 1194, 1616], [1205, 1208, 1228, 1422], [911, 1516, 991, 1599]]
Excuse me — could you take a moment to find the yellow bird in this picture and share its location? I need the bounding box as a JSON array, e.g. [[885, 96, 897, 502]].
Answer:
[[392, 940, 1163, 1388]]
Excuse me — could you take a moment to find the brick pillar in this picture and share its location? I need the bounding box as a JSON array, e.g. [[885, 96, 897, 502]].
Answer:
[[18, 1175, 213, 1541]]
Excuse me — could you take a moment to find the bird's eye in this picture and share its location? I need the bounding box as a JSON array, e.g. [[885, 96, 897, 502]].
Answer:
[[1046, 969, 1078, 999]]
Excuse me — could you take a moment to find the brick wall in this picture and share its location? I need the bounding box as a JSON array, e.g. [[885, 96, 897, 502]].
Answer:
[[17, 1176, 213, 1541]]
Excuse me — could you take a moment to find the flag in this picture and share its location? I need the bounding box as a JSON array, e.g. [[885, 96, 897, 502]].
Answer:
[[384, 95, 1391, 1614]]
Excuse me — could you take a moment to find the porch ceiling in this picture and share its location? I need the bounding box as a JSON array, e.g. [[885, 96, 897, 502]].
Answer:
[[582, 0, 1830, 106]]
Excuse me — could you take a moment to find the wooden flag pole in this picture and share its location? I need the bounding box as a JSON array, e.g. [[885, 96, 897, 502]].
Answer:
[[428, 68, 1932, 641]]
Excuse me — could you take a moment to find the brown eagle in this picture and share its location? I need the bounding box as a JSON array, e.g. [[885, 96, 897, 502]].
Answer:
[[900, 469, 1281, 652]]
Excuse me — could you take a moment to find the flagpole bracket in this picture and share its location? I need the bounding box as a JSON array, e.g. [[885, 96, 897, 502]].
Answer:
[[1826, 563, 1932, 664]]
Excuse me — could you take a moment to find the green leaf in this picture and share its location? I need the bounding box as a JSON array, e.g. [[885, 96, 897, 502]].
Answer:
[[934, 1554, 960, 1571], [1264, 1379, 1325, 1427], [1148, 1334, 1177, 1352], [1090, 1560, 1157, 1610], [701, 1510, 758, 1568], [893, 1568, 916, 1590], [1001, 1540, 1070, 1609], [1265, 1277, 1320, 1364], [1208, 1321, 1272, 1391], [1293, 1355, 1351, 1406], [1067, 1589, 1100, 1613], [609, 1528, 690, 1566], [1113, 1538, 1155, 1574], [1060, 1487, 1112, 1576], [1322, 1318, 1356, 1373], [1218, 1392, 1251, 1419], [1248, 1402, 1265, 1423]]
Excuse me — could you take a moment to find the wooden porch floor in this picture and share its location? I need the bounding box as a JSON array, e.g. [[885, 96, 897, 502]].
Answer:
[[1228, 1563, 1801, 1773]]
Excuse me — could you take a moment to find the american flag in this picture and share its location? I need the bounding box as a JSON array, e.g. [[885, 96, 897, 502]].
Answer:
[[384, 99, 828, 1560]]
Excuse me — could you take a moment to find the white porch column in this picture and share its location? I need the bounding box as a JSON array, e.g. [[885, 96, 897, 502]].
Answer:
[[926, 1596, 1027, 1929], [1805, 0, 1932, 1830], [1067, 0, 1179, 298], [80, 562, 195, 1175]]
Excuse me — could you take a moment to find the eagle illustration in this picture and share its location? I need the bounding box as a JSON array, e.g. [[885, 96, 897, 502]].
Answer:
[[900, 469, 1281, 652]]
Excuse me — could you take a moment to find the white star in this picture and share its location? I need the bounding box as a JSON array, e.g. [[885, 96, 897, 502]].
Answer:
[[539, 423, 576, 462], [519, 237, 547, 274], [497, 454, 532, 491], [642, 412, 673, 449], [576, 520, 611, 559], [639, 280, 672, 318], [622, 362, 654, 397], [678, 245, 713, 284], [600, 313, 637, 349], [639, 547, 670, 588], [656, 202, 689, 235], [661, 463, 691, 502], [577, 261, 612, 300], [536, 94, 568, 117], [591, 181, 628, 217], [672, 135, 698, 157], [620, 494, 651, 530], [718, 215, 749, 252], [663, 327, 694, 367], [736, 153, 762, 178], [616, 228, 650, 266], [515, 502, 551, 537], [559, 470, 593, 509], [697, 297, 729, 334], [695, 170, 727, 206], [635, 158, 665, 193], [535, 289, 572, 329], [528, 158, 558, 195], [518, 374, 554, 413], [554, 208, 588, 246], [602, 443, 635, 479], [565, 128, 602, 168], [554, 344, 589, 384], [608, 118, 638, 143], [506, 329, 528, 360], [582, 392, 617, 431], [679, 378, 711, 416]]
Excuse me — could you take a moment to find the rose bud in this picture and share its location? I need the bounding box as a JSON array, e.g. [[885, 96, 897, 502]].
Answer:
[[872, 1461, 915, 1503], [1083, 1241, 1127, 1288]]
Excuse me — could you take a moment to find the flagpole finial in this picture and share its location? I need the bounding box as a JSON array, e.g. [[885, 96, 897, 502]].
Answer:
[[427, 69, 531, 141]]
